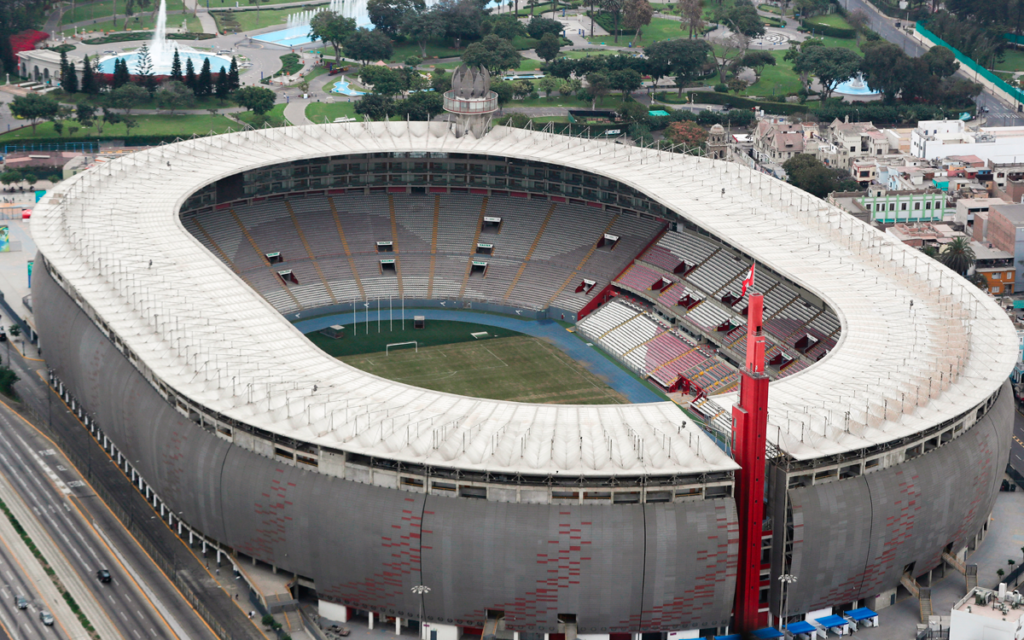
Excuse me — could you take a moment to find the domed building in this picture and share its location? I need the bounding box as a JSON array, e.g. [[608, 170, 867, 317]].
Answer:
[[706, 123, 729, 160], [443, 64, 499, 137]]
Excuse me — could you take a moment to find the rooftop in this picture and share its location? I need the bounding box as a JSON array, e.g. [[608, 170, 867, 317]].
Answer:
[[32, 122, 1017, 471], [991, 203, 1024, 226]]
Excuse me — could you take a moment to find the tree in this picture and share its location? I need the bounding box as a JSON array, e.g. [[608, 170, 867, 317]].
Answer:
[[527, 16, 563, 39], [998, 568, 1006, 581], [585, 71, 612, 107], [623, 0, 653, 45], [62, 58, 79, 93], [215, 70, 230, 103], [0, 171, 23, 186], [158, 80, 197, 113], [395, 91, 444, 119], [462, 34, 522, 75], [538, 75, 563, 97], [100, 107, 122, 135], [170, 49, 183, 83], [122, 0, 152, 29], [75, 104, 96, 130], [185, 57, 197, 92], [431, 69, 452, 93], [134, 43, 156, 93], [610, 68, 642, 98], [402, 9, 446, 58], [228, 56, 241, 91], [310, 11, 358, 60], [536, 32, 562, 62], [112, 58, 131, 90], [782, 153, 858, 199], [600, 0, 626, 43], [646, 39, 711, 95], [344, 28, 394, 64], [664, 120, 707, 147], [234, 86, 276, 115], [434, 0, 485, 49], [80, 54, 97, 95], [8, 93, 59, 134], [355, 93, 396, 120], [368, 0, 423, 36], [861, 40, 913, 103], [741, 50, 776, 75], [490, 80, 514, 111], [109, 83, 148, 115], [709, 31, 750, 84], [793, 45, 862, 101], [846, 10, 868, 44], [939, 236, 976, 275], [359, 65, 405, 96], [195, 57, 213, 97], [718, 1, 764, 38], [921, 245, 940, 259], [922, 46, 959, 79], [677, 0, 703, 38], [248, 0, 263, 27], [485, 13, 527, 40]]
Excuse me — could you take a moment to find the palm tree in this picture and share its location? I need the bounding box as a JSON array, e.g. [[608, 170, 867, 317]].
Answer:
[[939, 236, 976, 275]]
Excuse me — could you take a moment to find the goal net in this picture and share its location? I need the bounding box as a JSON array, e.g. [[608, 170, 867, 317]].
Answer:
[[386, 341, 418, 355]]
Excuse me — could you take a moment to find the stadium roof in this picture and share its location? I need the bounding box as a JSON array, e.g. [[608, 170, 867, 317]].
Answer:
[[33, 122, 1016, 475]]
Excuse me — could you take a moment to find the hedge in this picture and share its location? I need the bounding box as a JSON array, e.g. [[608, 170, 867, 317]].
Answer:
[[83, 31, 214, 44], [0, 133, 232, 148], [657, 91, 811, 115], [801, 19, 855, 39]]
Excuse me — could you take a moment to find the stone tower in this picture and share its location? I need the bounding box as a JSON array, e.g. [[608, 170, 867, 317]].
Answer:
[[443, 64, 499, 138], [706, 123, 729, 160]]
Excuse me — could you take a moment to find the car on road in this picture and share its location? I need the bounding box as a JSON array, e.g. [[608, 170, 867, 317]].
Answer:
[[96, 569, 111, 583], [16, 596, 28, 610], [39, 610, 53, 626]]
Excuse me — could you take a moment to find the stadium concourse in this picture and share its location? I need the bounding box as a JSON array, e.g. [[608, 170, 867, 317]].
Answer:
[[31, 121, 1016, 638]]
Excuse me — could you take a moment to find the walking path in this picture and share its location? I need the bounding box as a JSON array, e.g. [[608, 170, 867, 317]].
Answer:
[[293, 308, 665, 403]]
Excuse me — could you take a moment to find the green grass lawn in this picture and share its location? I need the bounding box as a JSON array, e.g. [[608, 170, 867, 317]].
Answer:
[[995, 47, 1024, 73], [334, 333, 628, 404], [805, 13, 853, 29], [306, 101, 359, 123], [213, 6, 308, 32], [0, 114, 238, 140], [297, 66, 329, 83], [62, 14, 161, 36], [739, 50, 802, 97], [236, 103, 288, 126], [60, 0, 185, 25], [587, 16, 686, 46], [309, 319, 522, 356], [50, 89, 237, 111]]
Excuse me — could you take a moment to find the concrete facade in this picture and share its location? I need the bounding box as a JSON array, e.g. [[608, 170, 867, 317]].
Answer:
[[985, 203, 1024, 286]]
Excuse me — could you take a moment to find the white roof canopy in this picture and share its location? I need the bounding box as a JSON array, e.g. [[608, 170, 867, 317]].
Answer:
[[33, 122, 1015, 475]]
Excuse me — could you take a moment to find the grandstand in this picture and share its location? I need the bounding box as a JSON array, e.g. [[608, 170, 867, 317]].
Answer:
[[32, 122, 1017, 637]]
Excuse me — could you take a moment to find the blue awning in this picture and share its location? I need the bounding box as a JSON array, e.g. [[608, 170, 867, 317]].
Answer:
[[787, 621, 817, 635], [816, 615, 849, 629], [713, 635, 741, 640], [752, 628, 784, 639], [844, 607, 878, 621]]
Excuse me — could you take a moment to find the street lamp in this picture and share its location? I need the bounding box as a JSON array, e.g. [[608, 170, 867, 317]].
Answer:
[[412, 585, 430, 640], [779, 574, 797, 636]]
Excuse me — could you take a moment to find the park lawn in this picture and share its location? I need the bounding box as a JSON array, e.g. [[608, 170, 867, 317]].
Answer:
[[587, 17, 685, 46], [739, 51, 802, 97], [805, 13, 853, 29], [213, 7, 308, 32], [995, 48, 1024, 73], [237, 103, 289, 126], [51, 89, 237, 111], [297, 66, 329, 83], [185, 14, 204, 33], [62, 15, 162, 36], [815, 35, 863, 52], [0, 114, 238, 140], [758, 3, 789, 15], [60, 0, 186, 25], [306, 101, 359, 123], [387, 40, 464, 62]]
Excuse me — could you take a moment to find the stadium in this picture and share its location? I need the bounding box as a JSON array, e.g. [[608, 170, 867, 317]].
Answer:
[[31, 119, 1016, 638]]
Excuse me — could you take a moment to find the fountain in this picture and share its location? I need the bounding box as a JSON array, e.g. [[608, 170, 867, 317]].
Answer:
[[96, 0, 232, 76], [832, 73, 880, 97]]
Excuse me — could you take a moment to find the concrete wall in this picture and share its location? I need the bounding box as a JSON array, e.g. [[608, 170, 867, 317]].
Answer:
[[34, 259, 737, 633], [781, 381, 1013, 614]]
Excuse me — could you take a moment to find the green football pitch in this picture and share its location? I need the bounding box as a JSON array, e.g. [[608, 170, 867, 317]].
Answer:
[[305, 321, 627, 404]]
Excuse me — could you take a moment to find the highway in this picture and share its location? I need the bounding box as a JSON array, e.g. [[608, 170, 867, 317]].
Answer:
[[0, 524, 65, 640], [836, 0, 1024, 127], [0, 407, 177, 640], [0, 339, 260, 640]]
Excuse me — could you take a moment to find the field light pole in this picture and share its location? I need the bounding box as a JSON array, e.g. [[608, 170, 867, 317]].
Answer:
[[779, 574, 797, 637], [412, 585, 430, 640]]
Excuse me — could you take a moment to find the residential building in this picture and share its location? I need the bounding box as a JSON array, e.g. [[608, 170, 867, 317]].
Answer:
[[817, 118, 890, 171], [885, 222, 966, 247], [831, 188, 952, 224], [985, 202, 1024, 285], [970, 241, 1015, 296], [752, 120, 817, 166], [955, 197, 1007, 226], [950, 587, 1024, 640], [911, 119, 1024, 164]]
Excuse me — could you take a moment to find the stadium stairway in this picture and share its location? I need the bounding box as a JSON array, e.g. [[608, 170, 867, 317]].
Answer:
[[328, 196, 366, 300], [546, 214, 621, 308], [231, 208, 302, 310], [285, 201, 338, 304], [458, 196, 489, 299], [504, 203, 556, 301], [388, 195, 405, 298], [428, 195, 440, 298]]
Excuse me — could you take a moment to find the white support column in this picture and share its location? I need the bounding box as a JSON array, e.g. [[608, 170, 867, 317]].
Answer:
[[369, 612, 375, 630], [396, 617, 401, 634]]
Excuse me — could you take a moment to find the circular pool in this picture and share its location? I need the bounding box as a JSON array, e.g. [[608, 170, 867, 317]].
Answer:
[[97, 50, 231, 76], [832, 73, 880, 97]]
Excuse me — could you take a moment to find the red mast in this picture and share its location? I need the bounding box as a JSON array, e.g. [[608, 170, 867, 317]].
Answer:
[[731, 291, 769, 633]]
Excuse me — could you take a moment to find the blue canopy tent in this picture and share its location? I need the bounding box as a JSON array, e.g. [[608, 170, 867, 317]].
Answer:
[[752, 628, 784, 639], [786, 621, 817, 637], [713, 635, 741, 640], [816, 615, 850, 635], [844, 607, 879, 628]]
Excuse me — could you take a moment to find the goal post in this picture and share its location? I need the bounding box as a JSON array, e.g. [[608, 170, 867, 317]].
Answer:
[[386, 341, 418, 355]]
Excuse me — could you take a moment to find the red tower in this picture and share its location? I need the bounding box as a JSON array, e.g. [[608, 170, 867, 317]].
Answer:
[[731, 292, 770, 633]]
